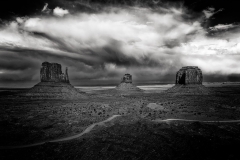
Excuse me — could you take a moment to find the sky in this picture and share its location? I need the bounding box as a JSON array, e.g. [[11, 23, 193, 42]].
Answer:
[[0, 0, 240, 87]]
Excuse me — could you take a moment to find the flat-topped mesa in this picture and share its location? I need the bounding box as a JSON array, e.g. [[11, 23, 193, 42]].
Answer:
[[40, 62, 69, 83], [121, 73, 132, 83], [176, 66, 203, 85]]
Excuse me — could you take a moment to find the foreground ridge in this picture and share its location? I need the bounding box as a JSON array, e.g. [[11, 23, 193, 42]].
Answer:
[[2, 115, 240, 149], [0, 115, 240, 149]]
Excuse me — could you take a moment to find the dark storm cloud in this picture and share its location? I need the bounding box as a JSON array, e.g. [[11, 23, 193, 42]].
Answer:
[[0, 50, 39, 84], [227, 74, 240, 82], [0, 53, 37, 71], [31, 32, 144, 67], [203, 73, 240, 83]]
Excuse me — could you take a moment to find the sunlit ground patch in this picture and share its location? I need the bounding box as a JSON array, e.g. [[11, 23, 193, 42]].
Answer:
[[147, 103, 164, 110]]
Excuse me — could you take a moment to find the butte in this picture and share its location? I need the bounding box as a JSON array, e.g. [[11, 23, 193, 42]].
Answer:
[[115, 73, 142, 92], [20, 62, 86, 99], [166, 66, 212, 95]]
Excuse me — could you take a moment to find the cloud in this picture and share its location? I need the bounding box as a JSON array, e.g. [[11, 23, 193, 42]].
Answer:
[[203, 7, 223, 19], [42, 3, 51, 14], [42, 3, 48, 12], [0, 5, 240, 86], [209, 24, 238, 31], [16, 17, 24, 24], [53, 7, 69, 17]]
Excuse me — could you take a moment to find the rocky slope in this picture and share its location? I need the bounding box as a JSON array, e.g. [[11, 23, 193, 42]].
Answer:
[[166, 84, 213, 95], [21, 82, 87, 99]]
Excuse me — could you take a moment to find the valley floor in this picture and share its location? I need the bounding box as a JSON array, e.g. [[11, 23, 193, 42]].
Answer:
[[1, 83, 240, 159]]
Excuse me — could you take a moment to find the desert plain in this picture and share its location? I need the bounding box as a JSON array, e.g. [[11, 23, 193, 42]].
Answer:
[[0, 82, 240, 160]]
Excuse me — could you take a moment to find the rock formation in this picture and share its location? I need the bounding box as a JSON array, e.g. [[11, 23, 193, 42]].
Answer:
[[40, 62, 69, 83], [166, 66, 212, 95], [121, 73, 132, 83], [19, 62, 86, 99], [176, 66, 202, 85], [115, 74, 142, 92]]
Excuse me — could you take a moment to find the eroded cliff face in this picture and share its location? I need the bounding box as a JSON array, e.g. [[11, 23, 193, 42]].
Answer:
[[166, 66, 212, 95], [121, 74, 132, 83], [176, 66, 203, 85], [40, 62, 69, 83]]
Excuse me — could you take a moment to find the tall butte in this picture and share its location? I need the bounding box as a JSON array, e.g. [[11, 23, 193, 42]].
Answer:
[[115, 73, 142, 92], [20, 62, 86, 99], [166, 66, 212, 95], [40, 62, 69, 83]]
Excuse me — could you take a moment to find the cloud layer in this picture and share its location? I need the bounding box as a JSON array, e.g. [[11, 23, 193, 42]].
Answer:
[[0, 3, 240, 87]]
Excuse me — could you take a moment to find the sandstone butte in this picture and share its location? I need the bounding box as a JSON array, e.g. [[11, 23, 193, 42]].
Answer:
[[19, 62, 86, 99], [115, 73, 142, 92], [176, 66, 203, 85], [166, 66, 212, 95], [40, 62, 70, 83]]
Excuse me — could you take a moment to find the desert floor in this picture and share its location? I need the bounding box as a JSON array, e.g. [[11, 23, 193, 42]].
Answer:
[[1, 83, 240, 160]]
